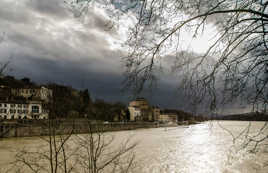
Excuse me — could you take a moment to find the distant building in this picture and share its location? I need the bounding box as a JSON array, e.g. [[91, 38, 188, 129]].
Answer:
[[129, 98, 150, 109], [159, 113, 178, 123], [128, 106, 142, 121], [11, 86, 52, 102], [0, 85, 52, 120], [128, 98, 159, 121], [0, 100, 48, 119], [152, 106, 161, 121]]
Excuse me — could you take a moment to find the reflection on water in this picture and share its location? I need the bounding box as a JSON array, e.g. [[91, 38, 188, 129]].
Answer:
[[0, 121, 268, 173]]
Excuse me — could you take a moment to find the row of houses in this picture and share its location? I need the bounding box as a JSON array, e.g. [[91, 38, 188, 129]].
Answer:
[[0, 85, 52, 102], [128, 98, 178, 124], [0, 85, 52, 120], [0, 81, 177, 122]]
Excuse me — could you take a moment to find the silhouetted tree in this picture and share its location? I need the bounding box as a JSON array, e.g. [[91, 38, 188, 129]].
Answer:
[[71, 0, 268, 111], [70, 0, 268, 152], [9, 120, 137, 173], [21, 77, 31, 85]]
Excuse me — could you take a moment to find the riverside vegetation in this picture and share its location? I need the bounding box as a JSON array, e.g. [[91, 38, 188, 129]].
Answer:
[[0, 75, 207, 123]]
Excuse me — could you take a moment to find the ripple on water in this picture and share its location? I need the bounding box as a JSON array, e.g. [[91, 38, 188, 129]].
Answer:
[[0, 121, 268, 173]]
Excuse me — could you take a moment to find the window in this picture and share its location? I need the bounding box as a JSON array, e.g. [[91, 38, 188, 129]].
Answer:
[[4, 104, 7, 107], [18, 104, 22, 108], [0, 109, 6, 113], [10, 109, 16, 113], [23, 110, 28, 114], [32, 115, 39, 119], [32, 106, 39, 113], [23, 104, 28, 108], [0, 104, 2, 107], [11, 104, 15, 108], [18, 110, 22, 114]]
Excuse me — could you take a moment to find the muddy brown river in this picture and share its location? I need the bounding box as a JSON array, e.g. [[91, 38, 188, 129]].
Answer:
[[0, 121, 268, 173]]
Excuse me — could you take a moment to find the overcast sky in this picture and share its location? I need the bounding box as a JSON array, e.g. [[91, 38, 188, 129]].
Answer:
[[0, 0, 252, 114], [0, 0, 182, 108]]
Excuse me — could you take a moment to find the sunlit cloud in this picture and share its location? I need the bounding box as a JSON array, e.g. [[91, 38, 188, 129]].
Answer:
[[0, 0, 249, 113]]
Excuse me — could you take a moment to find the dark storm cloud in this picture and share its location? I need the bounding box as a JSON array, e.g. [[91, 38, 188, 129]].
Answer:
[[6, 54, 127, 101], [6, 51, 182, 107], [0, 0, 126, 100], [0, 0, 220, 110]]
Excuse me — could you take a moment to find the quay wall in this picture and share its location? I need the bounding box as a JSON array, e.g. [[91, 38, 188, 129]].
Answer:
[[0, 119, 175, 138]]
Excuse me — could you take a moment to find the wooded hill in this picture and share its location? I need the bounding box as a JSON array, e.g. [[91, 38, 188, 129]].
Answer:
[[0, 75, 203, 122], [0, 75, 128, 121]]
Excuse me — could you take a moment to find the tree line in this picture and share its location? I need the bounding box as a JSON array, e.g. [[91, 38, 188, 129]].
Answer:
[[0, 75, 129, 121]]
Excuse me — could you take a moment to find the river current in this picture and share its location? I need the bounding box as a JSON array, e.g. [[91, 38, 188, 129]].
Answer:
[[0, 121, 268, 173]]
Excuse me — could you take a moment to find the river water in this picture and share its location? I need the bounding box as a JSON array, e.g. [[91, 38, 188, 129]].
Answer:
[[0, 121, 268, 173]]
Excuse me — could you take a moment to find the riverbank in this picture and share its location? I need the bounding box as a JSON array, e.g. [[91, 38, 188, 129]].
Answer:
[[0, 119, 182, 138], [1, 121, 267, 173]]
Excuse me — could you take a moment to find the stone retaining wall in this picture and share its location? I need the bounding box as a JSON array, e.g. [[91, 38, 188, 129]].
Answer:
[[0, 119, 168, 138]]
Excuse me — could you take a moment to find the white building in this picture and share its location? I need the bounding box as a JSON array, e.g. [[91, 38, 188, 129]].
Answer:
[[159, 113, 178, 123], [128, 106, 142, 121], [0, 101, 48, 119]]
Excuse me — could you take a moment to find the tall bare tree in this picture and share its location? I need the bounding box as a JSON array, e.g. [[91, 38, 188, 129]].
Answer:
[[7, 120, 137, 173], [69, 0, 268, 153], [74, 121, 137, 173], [0, 61, 10, 77], [121, 0, 268, 111], [0, 32, 9, 77], [69, 0, 268, 112]]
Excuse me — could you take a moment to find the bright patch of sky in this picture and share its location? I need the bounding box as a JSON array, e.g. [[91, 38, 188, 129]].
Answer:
[[72, 0, 220, 55], [180, 24, 219, 54]]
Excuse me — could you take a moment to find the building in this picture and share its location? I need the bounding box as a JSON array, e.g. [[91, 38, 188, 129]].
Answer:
[[0, 85, 52, 120], [11, 86, 52, 102], [0, 100, 48, 119], [128, 106, 142, 121], [158, 113, 178, 123], [129, 98, 150, 109], [128, 98, 160, 121], [152, 106, 161, 121], [128, 98, 150, 121]]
